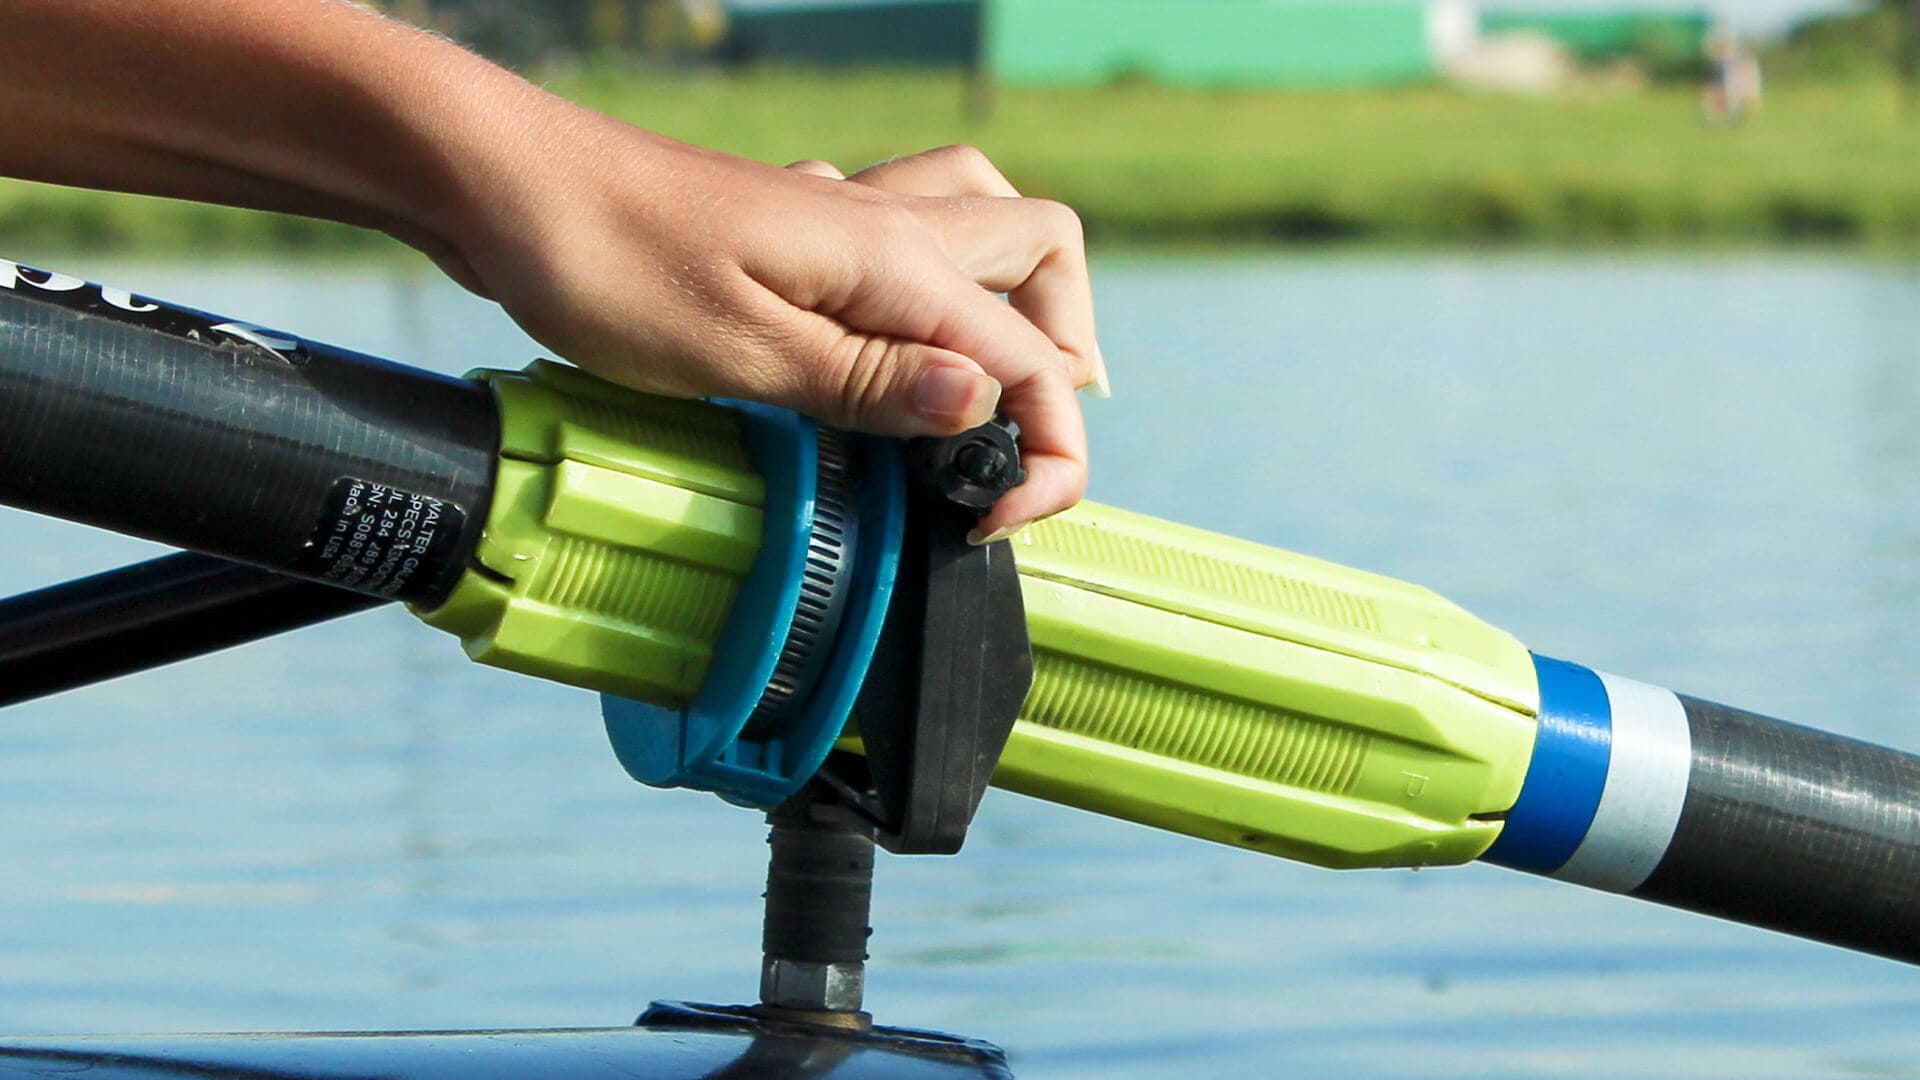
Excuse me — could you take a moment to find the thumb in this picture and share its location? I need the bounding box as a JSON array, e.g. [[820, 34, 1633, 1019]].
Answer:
[[744, 317, 1003, 438]]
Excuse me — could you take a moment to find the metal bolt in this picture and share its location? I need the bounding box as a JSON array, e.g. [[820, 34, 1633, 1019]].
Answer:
[[760, 958, 866, 1013]]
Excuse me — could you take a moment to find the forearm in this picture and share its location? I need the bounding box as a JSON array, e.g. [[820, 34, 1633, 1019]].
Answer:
[[0, 0, 550, 248]]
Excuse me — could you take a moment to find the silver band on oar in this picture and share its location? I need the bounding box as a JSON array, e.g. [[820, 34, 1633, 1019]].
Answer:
[[1551, 672, 1692, 893]]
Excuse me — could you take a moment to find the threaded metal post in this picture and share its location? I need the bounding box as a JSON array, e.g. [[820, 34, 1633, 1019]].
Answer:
[[758, 793, 876, 1027]]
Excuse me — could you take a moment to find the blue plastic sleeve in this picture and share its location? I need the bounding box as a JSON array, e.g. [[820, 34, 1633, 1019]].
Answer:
[[1479, 654, 1613, 874]]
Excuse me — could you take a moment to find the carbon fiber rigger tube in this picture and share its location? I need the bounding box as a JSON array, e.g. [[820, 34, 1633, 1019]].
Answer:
[[1482, 657, 1920, 962], [0, 260, 495, 605]]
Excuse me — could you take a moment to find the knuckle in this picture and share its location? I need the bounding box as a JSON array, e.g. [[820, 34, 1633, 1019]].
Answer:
[[1064, 463, 1089, 505], [933, 143, 993, 170], [1033, 199, 1086, 245], [932, 143, 1011, 192], [827, 335, 906, 430]]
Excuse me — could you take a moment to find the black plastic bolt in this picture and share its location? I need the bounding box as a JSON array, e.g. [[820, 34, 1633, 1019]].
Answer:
[[954, 442, 1009, 486], [911, 415, 1026, 513]]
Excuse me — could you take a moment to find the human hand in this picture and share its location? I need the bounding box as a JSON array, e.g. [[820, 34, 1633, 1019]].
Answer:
[[422, 100, 1101, 541]]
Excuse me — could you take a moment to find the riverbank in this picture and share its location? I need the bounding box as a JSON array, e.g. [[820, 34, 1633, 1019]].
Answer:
[[5, 70, 1917, 251]]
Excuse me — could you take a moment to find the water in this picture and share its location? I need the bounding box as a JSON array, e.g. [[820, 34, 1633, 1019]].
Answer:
[[0, 251, 1916, 1077]]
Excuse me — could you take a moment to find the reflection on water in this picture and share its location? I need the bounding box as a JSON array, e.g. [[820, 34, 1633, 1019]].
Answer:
[[0, 252, 1915, 1078]]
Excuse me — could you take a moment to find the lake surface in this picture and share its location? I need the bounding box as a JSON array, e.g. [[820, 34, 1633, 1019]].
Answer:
[[0, 251, 1916, 1078]]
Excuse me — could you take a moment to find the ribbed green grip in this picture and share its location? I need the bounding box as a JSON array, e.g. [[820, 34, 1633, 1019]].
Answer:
[[417, 362, 761, 705], [996, 502, 1540, 869]]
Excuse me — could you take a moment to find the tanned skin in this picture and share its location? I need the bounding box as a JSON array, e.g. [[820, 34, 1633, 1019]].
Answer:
[[0, 1, 1105, 540]]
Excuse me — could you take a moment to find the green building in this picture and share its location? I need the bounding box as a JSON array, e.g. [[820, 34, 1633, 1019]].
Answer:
[[721, 1, 1712, 86], [985, 0, 1442, 86]]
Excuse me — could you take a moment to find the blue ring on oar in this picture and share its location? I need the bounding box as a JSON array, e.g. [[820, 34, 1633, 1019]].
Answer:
[[600, 405, 906, 810], [1481, 654, 1613, 874]]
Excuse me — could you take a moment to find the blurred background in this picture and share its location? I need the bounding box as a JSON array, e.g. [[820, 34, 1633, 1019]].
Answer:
[[2, 3, 1918, 1078], [4, 0, 1919, 248]]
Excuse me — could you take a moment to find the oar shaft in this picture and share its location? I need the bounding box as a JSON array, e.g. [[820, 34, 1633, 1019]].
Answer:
[[1485, 656, 1920, 963]]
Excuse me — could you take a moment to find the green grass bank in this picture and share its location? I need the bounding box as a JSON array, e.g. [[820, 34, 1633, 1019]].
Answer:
[[5, 69, 1919, 252]]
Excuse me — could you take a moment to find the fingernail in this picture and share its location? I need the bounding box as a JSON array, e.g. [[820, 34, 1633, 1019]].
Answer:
[[1084, 343, 1112, 400], [914, 366, 1001, 426], [966, 524, 1025, 546]]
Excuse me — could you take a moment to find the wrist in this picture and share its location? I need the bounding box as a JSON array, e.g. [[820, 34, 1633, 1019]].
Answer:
[[335, 28, 560, 252]]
